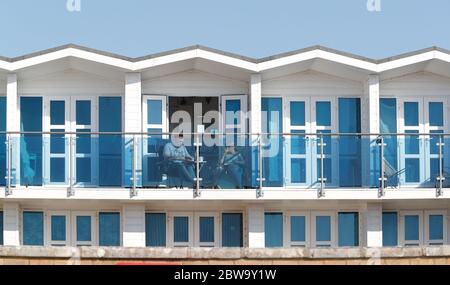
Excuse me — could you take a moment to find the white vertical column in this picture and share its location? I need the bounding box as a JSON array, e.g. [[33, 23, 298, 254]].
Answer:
[[122, 204, 146, 247], [249, 74, 262, 135], [365, 203, 383, 247], [362, 75, 380, 186], [3, 202, 20, 246], [124, 73, 142, 133], [6, 74, 19, 132], [247, 204, 265, 248]]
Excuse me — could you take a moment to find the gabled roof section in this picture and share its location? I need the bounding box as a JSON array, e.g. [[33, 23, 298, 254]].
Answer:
[[1, 44, 450, 74]]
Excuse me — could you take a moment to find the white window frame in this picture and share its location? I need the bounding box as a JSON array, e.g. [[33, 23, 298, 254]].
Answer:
[[169, 212, 193, 247], [21, 209, 45, 246], [71, 211, 97, 246], [311, 211, 336, 248], [399, 211, 423, 246], [46, 211, 70, 247], [285, 211, 309, 247], [424, 210, 448, 246], [194, 212, 220, 247]]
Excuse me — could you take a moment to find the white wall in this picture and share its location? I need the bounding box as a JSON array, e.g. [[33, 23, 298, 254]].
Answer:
[[0, 78, 5, 94], [142, 70, 248, 96], [18, 69, 124, 95], [262, 70, 363, 96], [381, 72, 450, 97]]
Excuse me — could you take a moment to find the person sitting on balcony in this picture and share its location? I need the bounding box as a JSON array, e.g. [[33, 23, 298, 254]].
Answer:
[[213, 146, 245, 189], [163, 133, 196, 186]]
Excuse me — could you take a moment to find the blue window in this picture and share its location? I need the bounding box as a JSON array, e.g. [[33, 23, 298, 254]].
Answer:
[[317, 158, 332, 184], [429, 215, 444, 243], [291, 159, 306, 183], [338, 212, 359, 247], [0, 211, 3, 245], [147, 99, 162, 125], [50, 101, 65, 125], [99, 97, 122, 186], [291, 130, 306, 155], [316, 216, 331, 245], [290, 216, 306, 243], [76, 101, 91, 125], [222, 213, 242, 247], [404, 102, 419, 126], [404, 215, 420, 244], [99, 212, 120, 246], [173, 216, 189, 243], [225, 100, 241, 125], [338, 98, 361, 187], [382, 212, 398, 247], [265, 213, 283, 247], [50, 158, 65, 183], [76, 216, 92, 242], [380, 99, 398, 186], [316, 101, 331, 126], [76, 158, 91, 183], [23, 211, 44, 246], [199, 217, 215, 243], [290, 102, 305, 126], [0, 97, 6, 186], [405, 159, 420, 183], [20, 97, 43, 186], [51, 216, 66, 242], [429, 102, 443, 127], [145, 213, 166, 247], [405, 130, 419, 155]]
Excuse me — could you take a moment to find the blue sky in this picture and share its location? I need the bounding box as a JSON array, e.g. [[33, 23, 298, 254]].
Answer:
[[0, 0, 449, 59]]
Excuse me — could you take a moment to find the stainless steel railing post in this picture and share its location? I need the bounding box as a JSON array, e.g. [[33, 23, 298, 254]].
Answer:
[[378, 136, 386, 198], [318, 134, 326, 198], [131, 135, 138, 198], [437, 135, 444, 197]]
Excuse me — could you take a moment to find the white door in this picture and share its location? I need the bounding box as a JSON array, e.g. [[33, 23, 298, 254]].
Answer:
[[43, 97, 70, 186], [142, 95, 168, 186], [285, 98, 311, 186]]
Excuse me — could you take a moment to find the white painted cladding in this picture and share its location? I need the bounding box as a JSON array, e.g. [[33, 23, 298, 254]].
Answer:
[[381, 72, 450, 97]]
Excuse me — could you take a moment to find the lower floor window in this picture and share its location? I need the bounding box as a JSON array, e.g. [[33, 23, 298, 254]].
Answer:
[[75, 215, 93, 246], [49, 214, 68, 246], [338, 212, 359, 247], [265, 212, 283, 248], [199, 216, 215, 245], [173, 216, 190, 245], [314, 215, 332, 247], [289, 215, 307, 247], [222, 213, 243, 247], [145, 213, 166, 247], [23, 211, 44, 246], [99, 212, 121, 246], [382, 212, 398, 247], [403, 213, 421, 246]]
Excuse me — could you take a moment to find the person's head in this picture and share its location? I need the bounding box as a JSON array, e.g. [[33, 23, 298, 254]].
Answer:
[[225, 146, 236, 153], [171, 133, 184, 147]]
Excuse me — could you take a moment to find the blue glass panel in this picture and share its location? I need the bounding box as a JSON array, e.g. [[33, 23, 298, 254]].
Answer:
[[51, 216, 66, 241], [338, 212, 359, 247], [23, 211, 44, 246], [404, 102, 419, 126], [317, 130, 331, 155], [430, 158, 440, 181], [316, 101, 331, 126], [145, 213, 166, 247], [290, 102, 305, 126], [382, 212, 398, 246], [50, 101, 65, 125], [405, 159, 420, 183], [21, 97, 43, 186], [291, 159, 306, 183], [429, 215, 443, 241], [316, 216, 331, 242], [76, 216, 91, 242], [339, 98, 361, 187], [50, 129, 65, 154], [76, 129, 91, 154], [290, 216, 306, 242], [405, 215, 419, 241], [261, 98, 283, 187], [430, 130, 443, 155], [147, 100, 162, 125], [429, 102, 443, 127], [317, 158, 332, 184], [265, 213, 283, 247], [291, 130, 305, 155], [99, 97, 122, 186], [380, 99, 398, 176], [226, 100, 241, 125], [76, 158, 91, 183], [99, 212, 120, 246], [0, 97, 6, 186], [0, 211, 3, 245], [173, 216, 189, 243], [76, 101, 91, 125], [405, 130, 419, 154], [222, 213, 242, 247], [50, 158, 65, 182], [199, 217, 215, 243]]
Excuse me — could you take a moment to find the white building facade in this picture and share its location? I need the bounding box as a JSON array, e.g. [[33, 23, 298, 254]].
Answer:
[[1, 45, 450, 252]]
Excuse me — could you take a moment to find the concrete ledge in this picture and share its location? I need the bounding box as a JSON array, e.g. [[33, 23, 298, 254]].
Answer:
[[1, 246, 450, 260]]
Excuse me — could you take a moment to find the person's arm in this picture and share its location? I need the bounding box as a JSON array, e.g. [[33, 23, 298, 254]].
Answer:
[[163, 143, 172, 159], [183, 146, 194, 161]]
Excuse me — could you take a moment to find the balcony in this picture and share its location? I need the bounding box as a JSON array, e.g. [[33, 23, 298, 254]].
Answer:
[[1, 132, 448, 198]]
